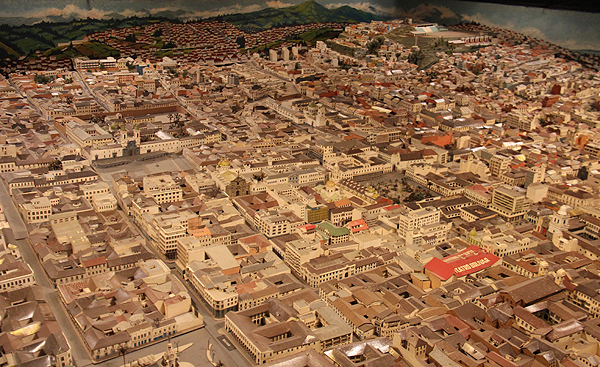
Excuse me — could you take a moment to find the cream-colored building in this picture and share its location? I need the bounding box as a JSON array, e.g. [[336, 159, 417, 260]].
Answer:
[[143, 174, 183, 204], [91, 193, 118, 212], [176, 236, 212, 270], [65, 121, 113, 149], [225, 289, 352, 365], [148, 210, 197, 260], [81, 181, 111, 202], [468, 228, 538, 257], [0, 261, 35, 292], [398, 207, 450, 246], [187, 247, 294, 318], [547, 186, 597, 209], [285, 238, 323, 277], [19, 196, 52, 223], [490, 185, 530, 221], [255, 209, 292, 238], [490, 154, 511, 177]]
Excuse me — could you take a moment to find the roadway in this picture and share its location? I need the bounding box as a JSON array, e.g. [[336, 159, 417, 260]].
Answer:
[[90, 327, 232, 367], [74, 70, 113, 113], [18, 235, 95, 366], [170, 270, 252, 367], [7, 79, 45, 121], [128, 215, 251, 367], [94, 158, 252, 367], [0, 179, 28, 240], [129, 230, 251, 367], [1, 175, 251, 367], [238, 106, 262, 138], [0, 178, 93, 365]]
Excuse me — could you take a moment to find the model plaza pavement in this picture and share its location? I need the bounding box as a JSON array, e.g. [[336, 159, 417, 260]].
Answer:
[[1, 14, 600, 367]]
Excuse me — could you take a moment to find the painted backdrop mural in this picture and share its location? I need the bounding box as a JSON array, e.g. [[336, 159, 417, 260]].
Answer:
[[0, 0, 598, 53]]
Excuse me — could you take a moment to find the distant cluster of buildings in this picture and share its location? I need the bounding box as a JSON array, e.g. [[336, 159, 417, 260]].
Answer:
[[82, 21, 346, 66]]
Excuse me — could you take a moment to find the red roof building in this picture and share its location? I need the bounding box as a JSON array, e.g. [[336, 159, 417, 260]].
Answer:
[[424, 245, 501, 288], [345, 219, 369, 233]]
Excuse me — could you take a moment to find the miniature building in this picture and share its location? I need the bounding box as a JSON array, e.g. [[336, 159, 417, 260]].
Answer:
[[225, 289, 352, 364], [143, 174, 183, 204], [397, 207, 450, 246], [424, 245, 502, 288], [490, 185, 530, 221], [226, 175, 251, 197], [58, 259, 203, 362]]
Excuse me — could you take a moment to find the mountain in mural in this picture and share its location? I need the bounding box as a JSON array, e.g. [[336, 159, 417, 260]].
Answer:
[[0, 17, 170, 58], [215, 1, 384, 30], [0, 0, 382, 60]]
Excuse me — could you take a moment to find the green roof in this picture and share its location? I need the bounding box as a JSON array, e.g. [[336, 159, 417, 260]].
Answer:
[[318, 221, 350, 237]]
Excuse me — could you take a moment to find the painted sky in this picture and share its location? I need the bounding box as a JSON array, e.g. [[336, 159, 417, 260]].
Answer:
[[1, 0, 599, 51]]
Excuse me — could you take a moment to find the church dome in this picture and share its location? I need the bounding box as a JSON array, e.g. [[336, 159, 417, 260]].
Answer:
[[218, 158, 231, 167], [558, 205, 569, 216]]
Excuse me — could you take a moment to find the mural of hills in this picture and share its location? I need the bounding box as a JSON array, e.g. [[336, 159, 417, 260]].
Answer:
[[0, 17, 167, 59], [215, 1, 384, 30], [0, 0, 597, 57], [0, 1, 381, 60]]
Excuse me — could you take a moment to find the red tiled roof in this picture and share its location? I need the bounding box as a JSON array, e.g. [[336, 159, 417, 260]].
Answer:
[[425, 245, 500, 280], [83, 256, 107, 268]]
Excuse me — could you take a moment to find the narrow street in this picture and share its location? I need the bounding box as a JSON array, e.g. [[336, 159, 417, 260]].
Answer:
[[0, 179, 28, 240], [18, 235, 94, 366], [0, 179, 93, 365], [74, 70, 113, 113], [7, 79, 45, 120], [170, 269, 252, 367], [128, 213, 251, 367], [1, 175, 250, 367]]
